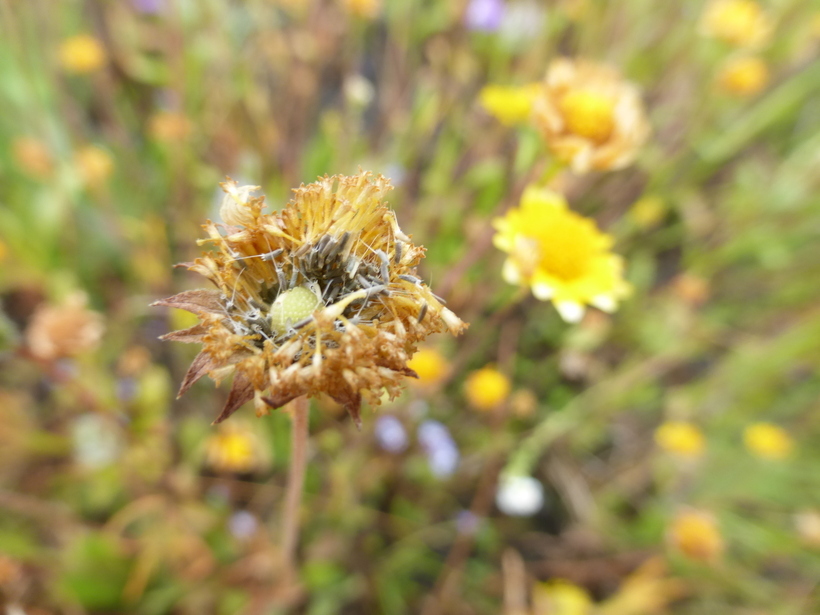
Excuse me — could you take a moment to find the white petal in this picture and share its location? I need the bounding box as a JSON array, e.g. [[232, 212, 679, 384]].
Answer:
[[591, 294, 617, 313], [502, 259, 522, 285], [531, 282, 554, 300], [555, 301, 585, 323]]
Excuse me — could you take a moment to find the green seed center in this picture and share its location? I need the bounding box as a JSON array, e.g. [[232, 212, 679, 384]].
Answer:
[[269, 286, 322, 336]]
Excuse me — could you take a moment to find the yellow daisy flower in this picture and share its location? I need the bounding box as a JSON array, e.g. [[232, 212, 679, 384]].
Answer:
[[533, 58, 650, 173], [654, 421, 706, 458], [407, 347, 450, 387], [717, 55, 770, 96], [155, 172, 466, 424], [699, 0, 771, 48], [464, 366, 511, 411], [667, 509, 724, 563], [479, 83, 542, 126], [744, 422, 793, 460], [493, 185, 630, 322], [59, 34, 106, 74]]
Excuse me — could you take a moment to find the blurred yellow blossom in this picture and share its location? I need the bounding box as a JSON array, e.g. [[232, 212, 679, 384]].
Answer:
[[0, 240, 6, 263], [699, 0, 771, 48], [465, 366, 511, 411], [407, 347, 450, 387], [74, 145, 114, 188], [654, 421, 705, 458], [148, 111, 193, 142], [25, 292, 105, 361], [479, 83, 542, 126], [533, 58, 649, 173], [668, 509, 724, 563], [532, 579, 593, 615], [59, 34, 106, 74], [204, 422, 269, 474], [744, 422, 793, 459], [628, 195, 665, 229], [717, 55, 769, 96], [342, 0, 381, 19], [493, 185, 630, 322], [12, 136, 53, 179]]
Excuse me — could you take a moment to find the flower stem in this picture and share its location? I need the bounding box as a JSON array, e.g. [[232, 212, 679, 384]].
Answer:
[[281, 395, 309, 574]]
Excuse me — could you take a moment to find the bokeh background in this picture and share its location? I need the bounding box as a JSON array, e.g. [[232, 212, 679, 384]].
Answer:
[[2, 0, 820, 613]]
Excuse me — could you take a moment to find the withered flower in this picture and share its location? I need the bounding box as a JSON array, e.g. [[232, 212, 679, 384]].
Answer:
[[155, 172, 466, 424], [25, 292, 105, 361]]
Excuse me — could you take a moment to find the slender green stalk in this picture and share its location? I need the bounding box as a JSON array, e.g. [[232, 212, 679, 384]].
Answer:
[[281, 395, 309, 574]]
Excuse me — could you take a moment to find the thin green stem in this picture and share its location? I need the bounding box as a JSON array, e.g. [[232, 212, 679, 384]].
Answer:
[[281, 395, 309, 574]]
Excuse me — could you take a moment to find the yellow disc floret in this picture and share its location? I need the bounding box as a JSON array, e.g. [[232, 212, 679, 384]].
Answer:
[[269, 286, 322, 336], [558, 90, 616, 142]]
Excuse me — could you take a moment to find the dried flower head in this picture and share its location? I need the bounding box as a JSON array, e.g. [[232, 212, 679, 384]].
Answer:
[[533, 58, 650, 173], [25, 292, 105, 361], [493, 185, 631, 322], [155, 172, 466, 424]]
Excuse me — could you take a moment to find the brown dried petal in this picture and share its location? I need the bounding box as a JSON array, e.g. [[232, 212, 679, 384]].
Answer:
[[152, 290, 225, 316]]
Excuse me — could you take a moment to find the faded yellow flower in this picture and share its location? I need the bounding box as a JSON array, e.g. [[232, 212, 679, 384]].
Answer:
[[25, 292, 105, 361], [148, 111, 193, 142], [464, 366, 511, 411], [628, 195, 665, 229], [343, 0, 381, 19], [744, 422, 793, 460], [12, 136, 53, 179], [479, 83, 542, 126], [155, 172, 466, 424], [717, 55, 769, 96], [204, 421, 269, 474], [533, 579, 593, 615], [74, 145, 114, 188], [407, 347, 450, 387], [700, 0, 771, 48], [493, 185, 630, 322], [533, 58, 649, 173], [667, 509, 724, 563], [59, 34, 106, 74], [654, 421, 705, 458]]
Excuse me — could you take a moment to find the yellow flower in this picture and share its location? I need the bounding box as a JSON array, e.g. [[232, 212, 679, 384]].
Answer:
[[342, 0, 381, 19], [654, 421, 705, 458], [155, 173, 467, 424], [407, 347, 450, 387], [204, 421, 268, 474], [533, 58, 650, 173], [464, 366, 511, 411], [532, 580, 593, 615], [717, 55, 770, 96], [628, 195, 665, 229], [59, 34, 106, 74], [744, 422, 793, 460], [699, 0, 771, 48], [148, 111, 193, 142], [0, 239, 6, 263], [479, 83, 542, 126], [667, 509, 724, 563], [493, 186, 630, 322], [74, 145, 114, 188], [12, 136, 53, 180]]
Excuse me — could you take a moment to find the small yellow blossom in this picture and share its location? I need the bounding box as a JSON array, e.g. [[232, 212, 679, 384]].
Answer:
[[59, 34, 106, 74], [479, 83, 542, 126], [493, 185, 630, 322], [668, 509, 724, 563], [744, 422, 793, 460], [629, 195, 666, 229], [654, 421, 705, 458], [74, 145, 114, 188], [0, 240, 6, 263], [342, 0, 381, 19], [465, 366, 511, 411], [533, 58, 649, 173], [12, 136, 53, 179], [699, 0, 771, 48], [204, 422, 268, 474], [717, 55, 770, 96], [148, 111, 193, 142], [532, 580, 593, 615], [407, 347, 450, 387]]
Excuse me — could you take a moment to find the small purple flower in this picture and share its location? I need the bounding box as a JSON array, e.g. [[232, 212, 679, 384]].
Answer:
[[464, 0, 505, 32], [228, 510, 258, 540], [132, 0, 164, 14], [418, 420, 459, 478], [456, 510, 481, 535], [375, 415, 409, 453]]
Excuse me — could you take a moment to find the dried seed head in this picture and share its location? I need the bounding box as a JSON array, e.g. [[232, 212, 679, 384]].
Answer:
[[155, 171, 467, 425]]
